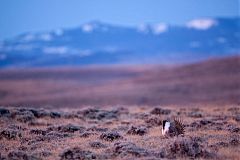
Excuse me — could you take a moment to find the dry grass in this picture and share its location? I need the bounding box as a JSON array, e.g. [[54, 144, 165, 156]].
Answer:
[[0, 105, 240, 159]]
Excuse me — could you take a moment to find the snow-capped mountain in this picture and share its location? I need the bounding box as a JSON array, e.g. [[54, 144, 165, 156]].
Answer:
[[0, 17, 239, 67]]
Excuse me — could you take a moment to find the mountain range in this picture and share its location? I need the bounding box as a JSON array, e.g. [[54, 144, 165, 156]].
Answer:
[[0, 17, 239, 68]]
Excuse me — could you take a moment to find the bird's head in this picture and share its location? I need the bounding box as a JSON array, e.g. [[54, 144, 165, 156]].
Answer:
[[162, 120, 170, 136]]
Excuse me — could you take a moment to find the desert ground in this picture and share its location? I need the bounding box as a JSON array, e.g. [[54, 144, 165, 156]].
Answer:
[[0, 56, 240, 159], [0, 105, 240, 159]]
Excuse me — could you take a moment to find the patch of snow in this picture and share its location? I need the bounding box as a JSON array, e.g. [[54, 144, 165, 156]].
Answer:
[[43, 46, 68, 54], [82, 24, 94, 33], [22, 34, 35, 42], [78, 49, 92, 57], [39, 33, 53, 41], [3, 44, 34, 52], [137, 24, 149, 33], [68, 48, 92, 56], [186, 18, 217, 30], [43, 46, 92, 57], [69, 48, 92, 56], [54, 29, 63, 36], [152, 23, 168, 35], [190, 41, 201, 48]]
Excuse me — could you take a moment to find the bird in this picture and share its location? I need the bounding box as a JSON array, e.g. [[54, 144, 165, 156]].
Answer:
[[162, 118, 185, 137]]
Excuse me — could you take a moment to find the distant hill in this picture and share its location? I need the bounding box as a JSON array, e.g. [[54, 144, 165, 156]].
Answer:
[[0, 56, 239, 106], [0, 17, 239, 68]]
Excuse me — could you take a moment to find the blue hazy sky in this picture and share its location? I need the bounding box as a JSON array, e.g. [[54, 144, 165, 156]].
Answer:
[[0, 0, 239, 39]]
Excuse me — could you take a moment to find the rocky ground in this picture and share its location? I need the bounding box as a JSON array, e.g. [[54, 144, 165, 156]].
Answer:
[[0, 105, 240, 160]]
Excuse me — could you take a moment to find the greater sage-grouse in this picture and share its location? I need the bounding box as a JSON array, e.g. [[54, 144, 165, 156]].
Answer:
[[162, 118, 185, 137]]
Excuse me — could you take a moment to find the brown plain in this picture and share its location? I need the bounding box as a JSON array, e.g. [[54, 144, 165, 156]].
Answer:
[[0, 56, 239, 108]]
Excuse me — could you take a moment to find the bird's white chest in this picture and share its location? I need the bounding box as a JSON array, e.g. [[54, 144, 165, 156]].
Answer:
[[162, 122, 170, 136]]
